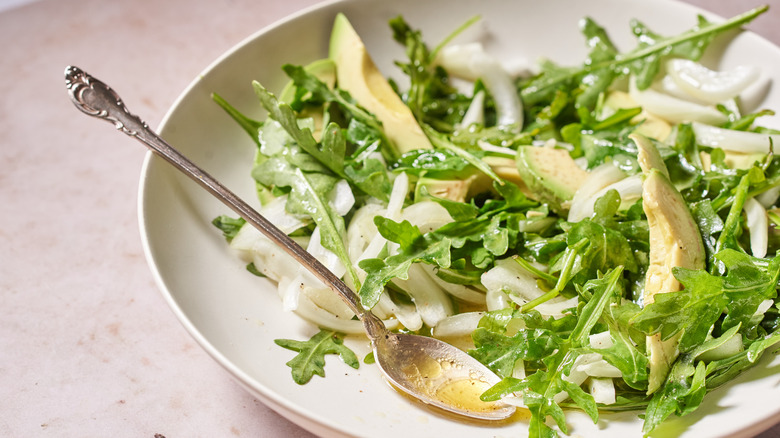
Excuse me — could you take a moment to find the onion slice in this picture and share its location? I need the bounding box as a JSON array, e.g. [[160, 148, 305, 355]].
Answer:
[[692, 122, 780, 154], [629, 77, 727, 126], [745, 197, 768, 258], [438, 43, 523, 130], [666, 59, 760, 105], [568, 163, 626, 222]]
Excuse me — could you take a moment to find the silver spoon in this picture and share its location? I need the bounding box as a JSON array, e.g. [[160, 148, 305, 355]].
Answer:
[[64, 65, 515, 421]]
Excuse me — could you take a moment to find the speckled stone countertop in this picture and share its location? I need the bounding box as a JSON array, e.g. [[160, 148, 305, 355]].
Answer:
[[2, 0, 779, 437]]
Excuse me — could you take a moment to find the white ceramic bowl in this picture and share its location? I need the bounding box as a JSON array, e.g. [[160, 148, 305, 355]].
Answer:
[[139, 0, 780, 436]]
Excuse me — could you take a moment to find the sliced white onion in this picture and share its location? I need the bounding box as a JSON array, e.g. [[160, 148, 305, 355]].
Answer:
[[420, 264, 486, 304], [304, 226, 346, 280], [512, 359, 527, 380], [291, 291, 399, 335], [568, 163, 627, 223], [391, 264, 453, 328], [328, 179, 355, 216], [692, 121, 780, 154], [757, 185, 780, 208], [657, 74, 710, 104], [754, 299, 775, 317], [589, 331, 614, 349], [532, 296, 579, 319], [377, 292, 422, 331], [629, 76, 728, 126], [248, 195, 307, 234], [231, 226, 308, 282], [481, 258, 577, 318], [569, 175, 643, 223], [432, 311, 485, 338], [481, 258, 547, 303], [578, 359, 622, 378], [400, 201, 454, 234], [346, 202, 384, 263], [485, 287, 511, 311], [740, 72, 773, 114], [437, 43, 523, 129], [589, 378, 616, 405], [556, 355, 590, 403], [666, 59, 760, 105], [386, 173, 409, 219], [745, 197, 768, 258], [458, 90, 485, 128], [278, 276, 300, 312]]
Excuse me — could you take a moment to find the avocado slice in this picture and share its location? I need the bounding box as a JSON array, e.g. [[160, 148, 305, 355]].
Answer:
[[515, 146, 589, 214], [329, 14, 531, 203], [415, 156, 531, 203], [632, 133, 706, 394], [329, 13, 432, 155]]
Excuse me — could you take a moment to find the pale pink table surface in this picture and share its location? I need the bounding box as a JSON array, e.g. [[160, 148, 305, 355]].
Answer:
[[2, 0, 780, 437]]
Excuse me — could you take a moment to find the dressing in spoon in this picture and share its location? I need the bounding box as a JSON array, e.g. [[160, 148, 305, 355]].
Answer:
[[64, 66, 515, 421]]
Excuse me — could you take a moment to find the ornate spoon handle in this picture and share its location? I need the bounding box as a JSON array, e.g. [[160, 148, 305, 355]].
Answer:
[[64, 66, 385, 337]]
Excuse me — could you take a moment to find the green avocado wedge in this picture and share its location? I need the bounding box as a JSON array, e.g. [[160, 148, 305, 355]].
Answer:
[[632, 133, 706, 394]]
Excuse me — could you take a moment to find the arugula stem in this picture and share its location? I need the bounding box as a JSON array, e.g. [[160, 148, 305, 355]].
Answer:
[[521, 238, 587, 312], [513, 255, 557, 284], [587, 6, 768, 75], [430, 15, 482, 61], [714, 174, 751, 257], [423, 124, 503, 183], [522, 6, 768, 101]]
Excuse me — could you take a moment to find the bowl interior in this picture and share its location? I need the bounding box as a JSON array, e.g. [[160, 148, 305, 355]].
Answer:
[[139, 0, 780, 436]]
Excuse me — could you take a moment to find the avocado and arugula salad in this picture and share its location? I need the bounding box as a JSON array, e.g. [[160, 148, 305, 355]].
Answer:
[[212, 5, 780, 437]]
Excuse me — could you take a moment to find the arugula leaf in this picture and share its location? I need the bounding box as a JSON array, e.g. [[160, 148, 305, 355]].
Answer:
[[253, 154, 361, 288], [643, 360, 707, 435], [390, 148, 473, 179], [212, 215, 246, 242], [275, 330, 359, 384], [633, 268, 727, 352], [633, 248, 780, 352], [423, 124, 503, 183], [594, 302, 649, 390], [481, 268, 623, 438], [470, 326, 561, 377], [568, 191, 639, 275], [253, 80, 392, 201], [418, 185, 480, 221], [358, 219, 453, 308], [521, 6, 768, 111], [281, 64, 402, 162], [718, 249, 780, 335], [642, 324, 742, 435], [359, 182, 537, 306], [212, 93, 278, 203], [212, 92, 264, 146], [390, 16, 477, 131]]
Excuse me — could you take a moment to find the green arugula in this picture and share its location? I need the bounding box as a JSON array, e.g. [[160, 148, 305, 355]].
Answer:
[[521, 6, 768, 111], [480, 268, 624, 437], [632, 249, 780, 352], [358, 182, 537, 307], [252, 152, 361, 289], [275, 330, 359, 384], [212, 215, 247, 242], [253, 80, 392, 201]]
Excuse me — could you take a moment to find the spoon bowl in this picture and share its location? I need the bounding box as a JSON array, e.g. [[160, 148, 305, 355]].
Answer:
[[64, 65, 515, 421], [374, 331, 515, 420]]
